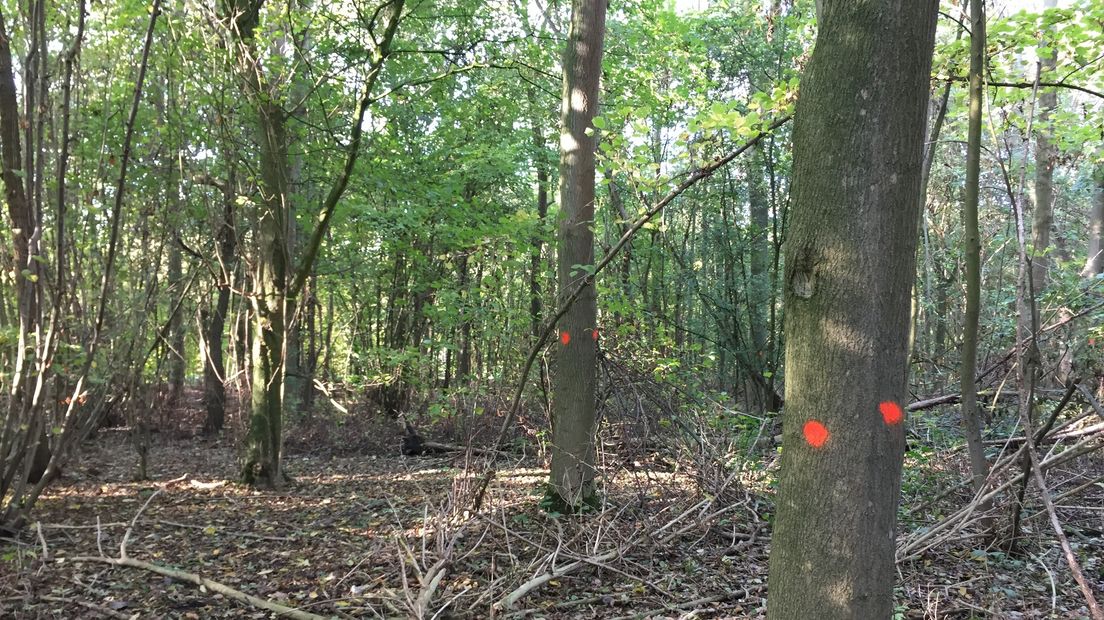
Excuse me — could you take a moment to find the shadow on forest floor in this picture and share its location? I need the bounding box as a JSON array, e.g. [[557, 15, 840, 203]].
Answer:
[[1, 389, 1102, 619]]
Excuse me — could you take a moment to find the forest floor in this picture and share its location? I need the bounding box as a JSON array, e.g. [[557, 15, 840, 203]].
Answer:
[[1, 387, 1102, 619]]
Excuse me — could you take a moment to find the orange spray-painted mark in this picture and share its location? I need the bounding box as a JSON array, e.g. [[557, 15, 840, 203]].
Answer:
[[560, 330, 571, 345], [879, 401, 903, 425], [803, 420, 829, 448], [592, 328, 599, 341]]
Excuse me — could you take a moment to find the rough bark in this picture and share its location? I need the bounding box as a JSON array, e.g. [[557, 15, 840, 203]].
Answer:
[[548, 0, 606, 511], [765, 2, 938, 618], [221, 0, 293, 486], [747, 146, 772, 412], [960, 0, 992, 510]]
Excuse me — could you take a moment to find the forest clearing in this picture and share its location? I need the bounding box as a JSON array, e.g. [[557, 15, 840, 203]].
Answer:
[[1, 0, 1103, 618]]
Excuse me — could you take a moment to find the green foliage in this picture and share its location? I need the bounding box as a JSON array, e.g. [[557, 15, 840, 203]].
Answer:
[[539, 482, 601, 517]]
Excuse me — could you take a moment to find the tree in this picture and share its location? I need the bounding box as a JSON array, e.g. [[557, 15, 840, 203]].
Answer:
[[1084, 165, 1104, 277], [220, 0, 403, 486], [765, 2, 938, 618], [959, 0, 992, 517], [548, 0, 606, 511], [1031, 0, 1058, 291]]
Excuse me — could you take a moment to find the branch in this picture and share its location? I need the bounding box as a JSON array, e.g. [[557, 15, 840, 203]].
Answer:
[[289, 0, 404, 298], [72, 555, 328, 620], [937, 74, 1104, 100], [1020, 404, 1104, 618]]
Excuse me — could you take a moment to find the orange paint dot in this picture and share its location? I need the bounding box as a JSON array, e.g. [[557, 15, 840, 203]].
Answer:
[[879, 401, 903, 425], [560, 331, 571, 345], [592, 328, 599, 341], [803, 420, 829, 448]]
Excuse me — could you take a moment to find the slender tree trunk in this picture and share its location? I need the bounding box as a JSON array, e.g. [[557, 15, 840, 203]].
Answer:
[[548, 0, 606, 511], [960, 0, 992, 512], [766, 2, 938, 618], [748, 147, 772, 412], [457, 252, 473, 381], [1083, 166, 1104, 277], [914, 7, 964, 361], [167, 234, 185, 402], [529, 115, 550, 340], [1031, 0, 1058, 291], [203, 177, 236, 435]]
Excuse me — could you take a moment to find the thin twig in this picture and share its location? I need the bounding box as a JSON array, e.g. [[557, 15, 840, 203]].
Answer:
[[120, 488, 162, 559]]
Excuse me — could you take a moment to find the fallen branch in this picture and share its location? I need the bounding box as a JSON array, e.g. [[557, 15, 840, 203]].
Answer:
[[906, 389, 1020, 411], [69, 486, 326, 619], [496, 545, 624, 611], [897, 435, 1103, 560], [608, 584, 767, 620], [70, 555, 327, 620]]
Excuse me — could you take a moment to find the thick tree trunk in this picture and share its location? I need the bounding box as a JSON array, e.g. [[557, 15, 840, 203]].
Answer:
[[766, 2, 938, 618], [548, 0, 606, 511], [960, 0, 992, 512], [222, 1, 293, 487], [242, 96, 292, 487]]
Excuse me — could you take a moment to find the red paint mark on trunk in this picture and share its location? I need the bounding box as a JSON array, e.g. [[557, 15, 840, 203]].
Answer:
[[560, 331, 571, 345], [879, 401, 903, 425], [803, 420, 829, 448]]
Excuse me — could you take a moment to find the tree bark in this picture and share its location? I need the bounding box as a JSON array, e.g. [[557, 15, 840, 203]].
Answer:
[[1031, 0, 1058, 291], [1084, 165, 1104, 277], [203, 176, 236, 435], [548, 0, 606, 511], [747, 146, 773, 412], [960, 0, 992, 511], [766, 2, 938, 618]]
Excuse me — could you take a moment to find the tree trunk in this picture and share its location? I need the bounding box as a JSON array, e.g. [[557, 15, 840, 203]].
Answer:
[[222, 1, 293, 487], [548, 0, 606, 512], [960, 0, 992, 513], [1084, 166, 1104, 277], [0, 5, 46, 488], [748, 146, 772, 412], [529, 113, 550, 340], [1031, 0, 1058, 291], [242, 94, 292, 486], [167, 237, 185, 402], [766, 2, 938, 618], [203, 177, 236, 435]]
